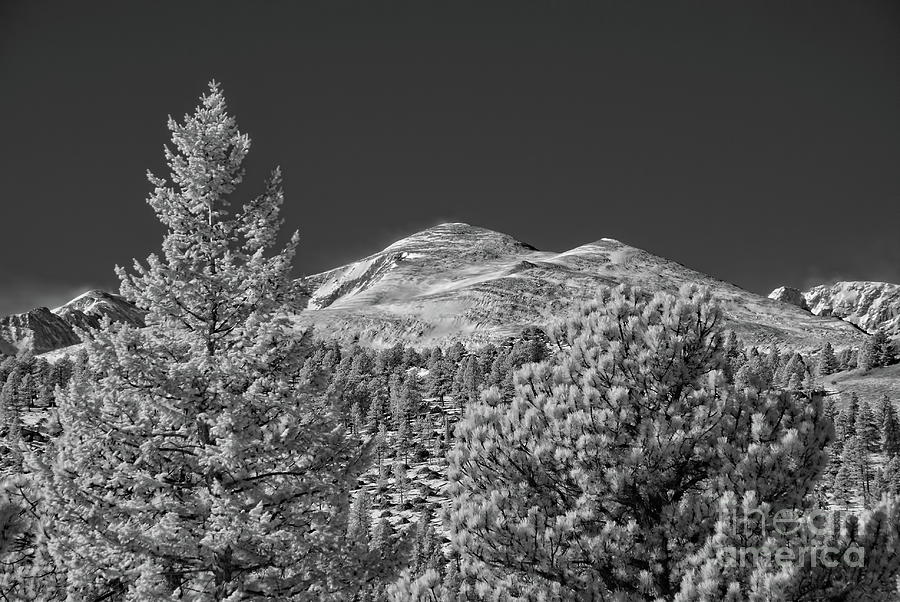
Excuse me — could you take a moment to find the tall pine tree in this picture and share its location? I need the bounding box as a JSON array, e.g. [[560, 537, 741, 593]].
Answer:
[[817, 341, 839, 376], [855, 400, 881, 453], [34, 82, 373, 599], [879, 394, 900, 458]]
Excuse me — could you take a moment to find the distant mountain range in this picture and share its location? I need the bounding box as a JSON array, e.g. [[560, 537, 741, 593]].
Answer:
[[3, 223, 896, 357], [0, 290, 145, 355], [770, 282, 900, 337]]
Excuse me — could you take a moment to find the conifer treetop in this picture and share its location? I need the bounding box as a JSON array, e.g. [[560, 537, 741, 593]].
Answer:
[[116, 80, 300, 356]]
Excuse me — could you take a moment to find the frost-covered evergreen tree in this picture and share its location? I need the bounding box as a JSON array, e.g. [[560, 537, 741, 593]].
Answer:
[[880, 457, 900, 497], [446, 342, 466, 365], [857, 342, 874, 373], [821, 398, 843, 487], [409, 507, 441, 576], [733, 354, 773, 392], [367, 379, 389, 433], [723, 329, 742, 361], [370, 516, 410, 596], [402, 346, 422, 369], [459, 355, 483, 408], [777, 352, 807, 387], [0, 359, 16, 393], [350, 401, 364, 436], [393, 459, 408, 505], [0, 375, 19, 435], [675, 492, 900, 601], [844, 435, 873, 508], [879, 394, 900, 459], [0, 476, 68, 600], [765, 346, 781, 375], [848, 347, 860, 370], [425, 348, 448, 403], [440, 285, 834, 599], [15, 373, 34, 409], [802, 369, 817, 393], [869, 328, 895, 368], [831, 453, 856, 508], [33, 82, 372, 600], [835, 393, 860, 442], [347, 489, 372, 550], [30, 358, 53, 408], [855, 400, 880, 454], [0, 375, 24, 474], [375, 421, 390, 472], [817, 341, 839, 376], [450, 357, 467, 409], [426, 358, 451, 407]]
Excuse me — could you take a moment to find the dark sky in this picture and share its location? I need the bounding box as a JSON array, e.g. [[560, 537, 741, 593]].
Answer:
[[2, 1, 899, 316]]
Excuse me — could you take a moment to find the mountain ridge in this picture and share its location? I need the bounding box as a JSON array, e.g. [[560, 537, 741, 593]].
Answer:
[[803, 281, 900, 336], [3, 224, 882, 356], [294, 223, 868, 349], [0, 289, 145, 356]]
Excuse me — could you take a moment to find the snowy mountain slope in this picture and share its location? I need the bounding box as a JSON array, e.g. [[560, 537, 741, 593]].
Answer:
[[768, 286, 809, 310], [295, 222, 866, 349], [0, 307, 80, 355], [53, 289, 146, 330], [802, 281, 900, 336], [0, 290, 144, 355]]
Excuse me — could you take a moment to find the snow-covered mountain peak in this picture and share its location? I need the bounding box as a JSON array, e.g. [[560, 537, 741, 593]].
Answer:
[[54, 289, 121, 314], [802, 281, 900, 335], [768, 286, 809, 310], [54, 289, 146, 328], [1, 290, 145, 356], [295, 224, 867, 349], [381, 222, 537, 257]]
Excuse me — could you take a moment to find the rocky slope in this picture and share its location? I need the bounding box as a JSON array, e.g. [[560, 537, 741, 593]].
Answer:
[[295, 222, 866, 349], [0, 338, 16, 357], [0, 307, 80, 355], [801, 281, 900, 336], [0, 290, 144, 355], [53, 289, 146, 331], [768, 286, 809, 310]]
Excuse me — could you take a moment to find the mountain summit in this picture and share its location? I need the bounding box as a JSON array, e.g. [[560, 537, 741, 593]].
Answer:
[[2, 224, 875, 355], [0, 290, 144, 355], [296, 223, 865, 348], [380, 222, 538, 257]]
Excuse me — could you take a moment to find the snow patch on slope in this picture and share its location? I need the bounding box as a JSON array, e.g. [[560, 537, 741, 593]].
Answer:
[[306, 252, 409, 310]]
